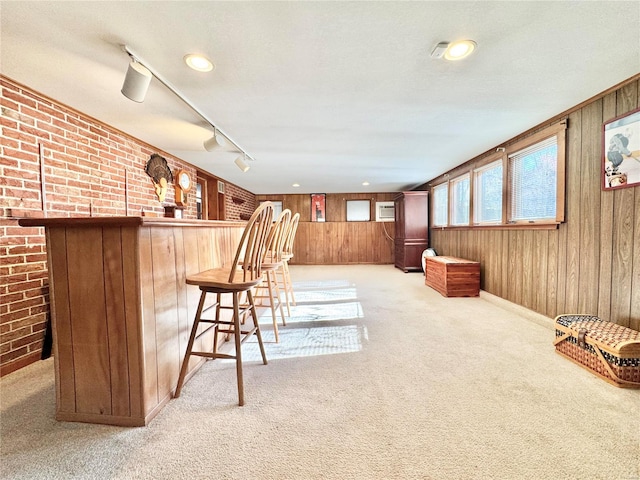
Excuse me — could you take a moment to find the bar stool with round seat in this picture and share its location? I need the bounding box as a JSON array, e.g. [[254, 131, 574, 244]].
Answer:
[[174, 201, 273, 406], [253, 208, 291, 342], [278, 212, 300, 316]]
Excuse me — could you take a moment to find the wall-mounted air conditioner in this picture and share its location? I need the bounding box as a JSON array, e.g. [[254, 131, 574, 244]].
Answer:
[[375, 201, 395, 222]]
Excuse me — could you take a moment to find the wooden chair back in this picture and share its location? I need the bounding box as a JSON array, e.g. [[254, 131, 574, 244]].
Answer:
[[264, 209, 292, 263], [283, 212, 300, 257], [229, 202, 274, 283]]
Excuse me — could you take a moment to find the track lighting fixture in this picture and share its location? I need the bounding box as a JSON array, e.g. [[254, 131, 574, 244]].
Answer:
[[120, 44, 256, 168], [121, 61, 152, 103], [234, 154, 250, 172], [203, 127, 227, 151]]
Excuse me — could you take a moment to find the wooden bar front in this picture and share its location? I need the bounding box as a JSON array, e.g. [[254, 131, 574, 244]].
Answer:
[[19, 216, 245, 427], [425, 256, 480, 297]]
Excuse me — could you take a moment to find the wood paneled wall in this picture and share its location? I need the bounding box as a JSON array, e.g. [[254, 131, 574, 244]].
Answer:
[[429, 79, 640, 330], [256, 193, 396, 264]]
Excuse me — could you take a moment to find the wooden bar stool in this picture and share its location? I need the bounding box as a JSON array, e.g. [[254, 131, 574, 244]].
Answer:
[[277, 212, 299, 316], [174, 202, 273, 406], [253, 209, 291, 342]]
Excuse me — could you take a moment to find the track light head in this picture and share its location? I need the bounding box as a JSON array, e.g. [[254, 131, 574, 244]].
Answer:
[[203, 133, 227, 151], [121, 61, 152, 103], [234, 155, 250, 172]]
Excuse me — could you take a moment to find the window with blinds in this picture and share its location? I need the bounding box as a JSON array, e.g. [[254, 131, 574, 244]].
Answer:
[[450, 173, 470, 225], [474, 160, 503, 224], [429, 121, 566, 229], [508, 136, 558, 222], [432, 183, 448, 226]]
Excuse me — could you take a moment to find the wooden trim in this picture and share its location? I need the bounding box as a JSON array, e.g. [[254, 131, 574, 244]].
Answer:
[[19, 217, 245, 228]]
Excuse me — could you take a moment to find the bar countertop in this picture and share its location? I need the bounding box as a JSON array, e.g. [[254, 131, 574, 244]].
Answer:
[[19, 216, 246, 229]]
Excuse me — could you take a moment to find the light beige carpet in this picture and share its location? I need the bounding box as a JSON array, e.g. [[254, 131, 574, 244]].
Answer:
[[1, 265, 638, 479]]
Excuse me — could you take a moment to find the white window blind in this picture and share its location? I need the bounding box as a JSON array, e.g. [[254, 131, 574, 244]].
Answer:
[[450, 174, 470, 226], [509, 136, 558, 221], [474, 160, 503, 224], [432, 183, 448, 226]]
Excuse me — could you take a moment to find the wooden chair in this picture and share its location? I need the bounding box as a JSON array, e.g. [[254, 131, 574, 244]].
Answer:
[[277, 212, 300, 316], [174, 202, 273, 406], [254, 209, 291, 342]]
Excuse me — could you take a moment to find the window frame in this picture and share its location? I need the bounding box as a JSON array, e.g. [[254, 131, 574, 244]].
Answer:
[[449, 172, 471, 226], [430, 121, 566, 229], [431, 182, 449, 227]]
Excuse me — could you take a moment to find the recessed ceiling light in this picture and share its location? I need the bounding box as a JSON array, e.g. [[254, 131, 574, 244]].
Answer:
[[292, 183, 300, 188], [444, 40, 477, 61], [184, 54, 214, 72], [362, 181, 370, 186]]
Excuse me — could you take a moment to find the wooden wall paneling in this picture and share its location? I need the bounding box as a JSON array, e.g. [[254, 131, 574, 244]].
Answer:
[[578, 99, 603, 315], [555, 223, 569, 316], [533, 231, 549, 314], [326, 194, 342, 222], [138, 227, 158, 412], [172, 227, 190, 383], [521, 230, 534, 310], [150, 228, 181, 400], [180, 228, 204, 373], [46, 228, 75, 413], [610, 83, 638, 327], [546, 229, 559, 318], [292, 222, 309, 264], [514, 230, 525, 306], [102, 227, 130, 417], [66, 227, 111, 415], [120, 226, 143, 418], [505, 232, 517, 303], [498, 230, 509, 299], [597, 92, 618, 320], [610, 183, 635, 327], [632, 187, 640, 332], [340, 223, 352, 264], [357, 222, 371, 263], [564, 109, 583, 314]]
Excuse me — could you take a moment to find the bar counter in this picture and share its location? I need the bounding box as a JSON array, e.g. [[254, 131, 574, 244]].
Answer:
[[19, 216, 246, 426]]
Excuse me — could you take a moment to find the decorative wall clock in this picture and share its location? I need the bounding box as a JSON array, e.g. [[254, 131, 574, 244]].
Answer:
[[175, 169, 192, 206]]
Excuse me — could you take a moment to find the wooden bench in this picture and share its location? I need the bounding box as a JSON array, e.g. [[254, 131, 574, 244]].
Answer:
[[424, 256, 480, 297], [554, 314, 640, 388]]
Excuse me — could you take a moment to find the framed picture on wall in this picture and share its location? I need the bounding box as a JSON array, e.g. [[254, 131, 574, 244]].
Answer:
[[311, 193, 326, 222], [602, 106, 640, 190]]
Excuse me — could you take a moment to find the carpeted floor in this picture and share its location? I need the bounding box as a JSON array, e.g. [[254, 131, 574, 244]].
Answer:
[[1, 265, 638, 479]]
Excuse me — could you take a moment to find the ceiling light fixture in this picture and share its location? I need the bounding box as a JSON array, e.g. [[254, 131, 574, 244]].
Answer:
[[234, 154, 250, 172], [203, 127, 227, 151], [443, 40, 477, 61], [184, 54, 214, 72], [362, 181, 370, 186], [120, 45, 255, 165], [292, 183, 300, 188], [121, 60, 152, 102]]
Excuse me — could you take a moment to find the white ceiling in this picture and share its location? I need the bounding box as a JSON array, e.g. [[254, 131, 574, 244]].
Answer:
[[2, 1, 639, 194]]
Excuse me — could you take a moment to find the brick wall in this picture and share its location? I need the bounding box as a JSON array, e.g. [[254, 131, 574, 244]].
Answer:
[[0, 76, 256, 376]]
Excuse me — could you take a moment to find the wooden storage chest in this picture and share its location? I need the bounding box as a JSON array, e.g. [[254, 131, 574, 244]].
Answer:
[[554, 314, 640, 388], [424, 256, 480, 297]]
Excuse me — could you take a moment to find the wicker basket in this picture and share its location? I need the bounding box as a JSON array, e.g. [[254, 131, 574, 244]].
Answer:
[[554, 314, 640, 388]]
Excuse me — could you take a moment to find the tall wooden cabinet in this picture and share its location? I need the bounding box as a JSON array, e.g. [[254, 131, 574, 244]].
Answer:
[[394, 191, 429, 272]]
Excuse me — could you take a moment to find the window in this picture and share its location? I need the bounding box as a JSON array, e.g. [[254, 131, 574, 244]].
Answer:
[[474, 160, 503, 224], [509, 136, 558, 222], [450, 174, 470, 225], [260, 200, 283, 218], [346, 200, 371, 221], [432, 183, 448, 226], [430, 121, 565, 228]]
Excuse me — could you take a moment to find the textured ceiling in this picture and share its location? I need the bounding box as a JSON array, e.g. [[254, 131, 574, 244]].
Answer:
[[2, 1, 639, 194]]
